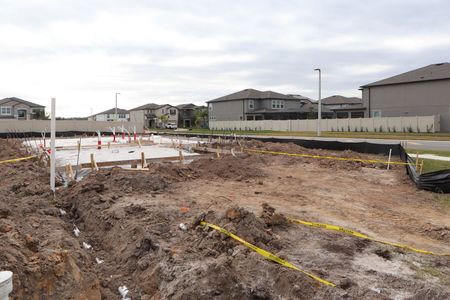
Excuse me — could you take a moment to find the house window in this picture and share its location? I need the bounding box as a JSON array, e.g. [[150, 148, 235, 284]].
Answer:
[[107, 114, 110, 118], [170, 109, 176, 115], [271, 100, 284, 109], [119, 114, 126, 118], [372, 110, 382, 118], [248, 100, 254, 109], [1, 106, 11, 115], [209, 104, 213, 111]]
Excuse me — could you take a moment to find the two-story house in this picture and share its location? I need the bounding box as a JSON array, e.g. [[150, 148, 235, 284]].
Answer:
[[176, 103, 207, 128], [207, 89, 329, 121], [129, 103, 178, 128], [0, 97, 46, 120], [88, 108, 130, 122]]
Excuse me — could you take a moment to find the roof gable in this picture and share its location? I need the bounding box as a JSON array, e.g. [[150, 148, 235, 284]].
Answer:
[[361, 63, 450, 88], [0, 97, 45, 108], [94, 108, 129, 115], [207, 88, 298, 103], [130, 103, 168, 111], [321, 95, 362, 105]]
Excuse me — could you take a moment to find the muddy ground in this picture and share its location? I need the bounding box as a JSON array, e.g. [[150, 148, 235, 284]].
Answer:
[[1, 139, 449, 299]]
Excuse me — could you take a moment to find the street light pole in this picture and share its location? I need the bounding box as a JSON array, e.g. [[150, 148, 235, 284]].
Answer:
[[314, 68, 322, 136], [115, 92, 120, 121]]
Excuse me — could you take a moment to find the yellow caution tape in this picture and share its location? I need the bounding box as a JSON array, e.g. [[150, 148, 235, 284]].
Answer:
[[200, 221, 336, 287], [288, 218, 450, 257], [244, 148, 411, 166], [0, 155, 36, 165]]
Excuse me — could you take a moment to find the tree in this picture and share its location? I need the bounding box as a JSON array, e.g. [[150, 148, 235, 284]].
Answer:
[[33, 110, 50, 120], [194, 108, 208, 128]]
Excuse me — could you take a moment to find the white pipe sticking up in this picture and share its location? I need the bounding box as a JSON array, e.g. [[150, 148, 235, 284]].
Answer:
[[0, 271, 13, 300], [50, 98, 56, 192]]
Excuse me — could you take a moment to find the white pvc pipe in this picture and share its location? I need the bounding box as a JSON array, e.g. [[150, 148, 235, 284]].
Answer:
[[0, 271, 13, 300], [387, 148, 392, 170], [50, 98, 56, 192]]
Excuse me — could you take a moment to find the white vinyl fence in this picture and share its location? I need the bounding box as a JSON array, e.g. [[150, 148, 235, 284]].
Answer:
[[0, 120, 146, 134], [209, 115, 440, 133]]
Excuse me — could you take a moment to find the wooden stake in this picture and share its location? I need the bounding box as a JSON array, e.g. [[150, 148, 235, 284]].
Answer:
[[179, 150, 184, 163], [419, 160, 424, 175], [65, 163, 74, 180], [90, 153, 98, 171], [141, 152, 146, 168], [415, 153, 419, 171]]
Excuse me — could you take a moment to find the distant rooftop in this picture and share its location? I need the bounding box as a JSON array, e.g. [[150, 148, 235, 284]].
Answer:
[[0, 97, 45, 108], [361, 63, 450, 88], [130, 103, 172, 111], [94, 108, 129, 115], [321, 95, 362, 105], [207, 88, 298, 103]]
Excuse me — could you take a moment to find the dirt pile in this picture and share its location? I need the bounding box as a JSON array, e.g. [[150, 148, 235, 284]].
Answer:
[[62, 186, 341, 299], [242, 140, 398, 170], [0, 140, 101, 299], [190, 154, 266, 181]]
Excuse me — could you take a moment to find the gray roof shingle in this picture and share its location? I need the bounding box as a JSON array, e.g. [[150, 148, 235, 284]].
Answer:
[[94, 108, 129, 115], [361, 63, 450, 87], [0, 97, 45, 108], [207, 88, 298, 103], [321, 95, 362, 105], [130, 103, 171, 111]]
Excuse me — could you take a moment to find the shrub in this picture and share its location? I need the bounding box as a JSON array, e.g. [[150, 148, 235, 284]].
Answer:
[[379, 125, 383, 132], [392, 126, 396, 133]]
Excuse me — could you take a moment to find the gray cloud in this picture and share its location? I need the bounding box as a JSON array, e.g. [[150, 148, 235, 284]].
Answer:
[[0, 0, 449, 116]]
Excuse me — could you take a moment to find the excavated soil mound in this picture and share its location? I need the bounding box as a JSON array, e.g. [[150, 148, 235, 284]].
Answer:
[[242, 140, 398, 170], [190, 154, 267, 181], [0, 140, 101, 299], [62, 187, 340, 299]]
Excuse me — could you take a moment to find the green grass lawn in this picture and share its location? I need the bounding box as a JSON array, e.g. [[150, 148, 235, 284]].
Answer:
[[407, 149, 450, 173], [407, 149, 450, 157], [157, 128, 450, 141], [420, 159, 450, 173]]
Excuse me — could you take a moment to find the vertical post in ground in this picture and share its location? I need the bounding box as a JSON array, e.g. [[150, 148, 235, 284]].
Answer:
[[141, 152, 146, 168], [415, 153, 419, 171], [387, 148, 392, 170], [179, 150, 184, 163], [419, 160, 424, 175], [50, 98, 56, 192]]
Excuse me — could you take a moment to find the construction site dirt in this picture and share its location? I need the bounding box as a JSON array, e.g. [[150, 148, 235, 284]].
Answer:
[[1, 138, 450, 299]]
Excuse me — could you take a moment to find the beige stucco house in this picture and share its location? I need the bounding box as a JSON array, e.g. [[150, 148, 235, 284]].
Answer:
[[129, 103, 178, 128], [0, 97, 45, 120], [361, 63, 450, 132]]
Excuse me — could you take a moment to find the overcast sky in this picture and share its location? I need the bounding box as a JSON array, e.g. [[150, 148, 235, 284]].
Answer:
[[1, 0, 449, 117]]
